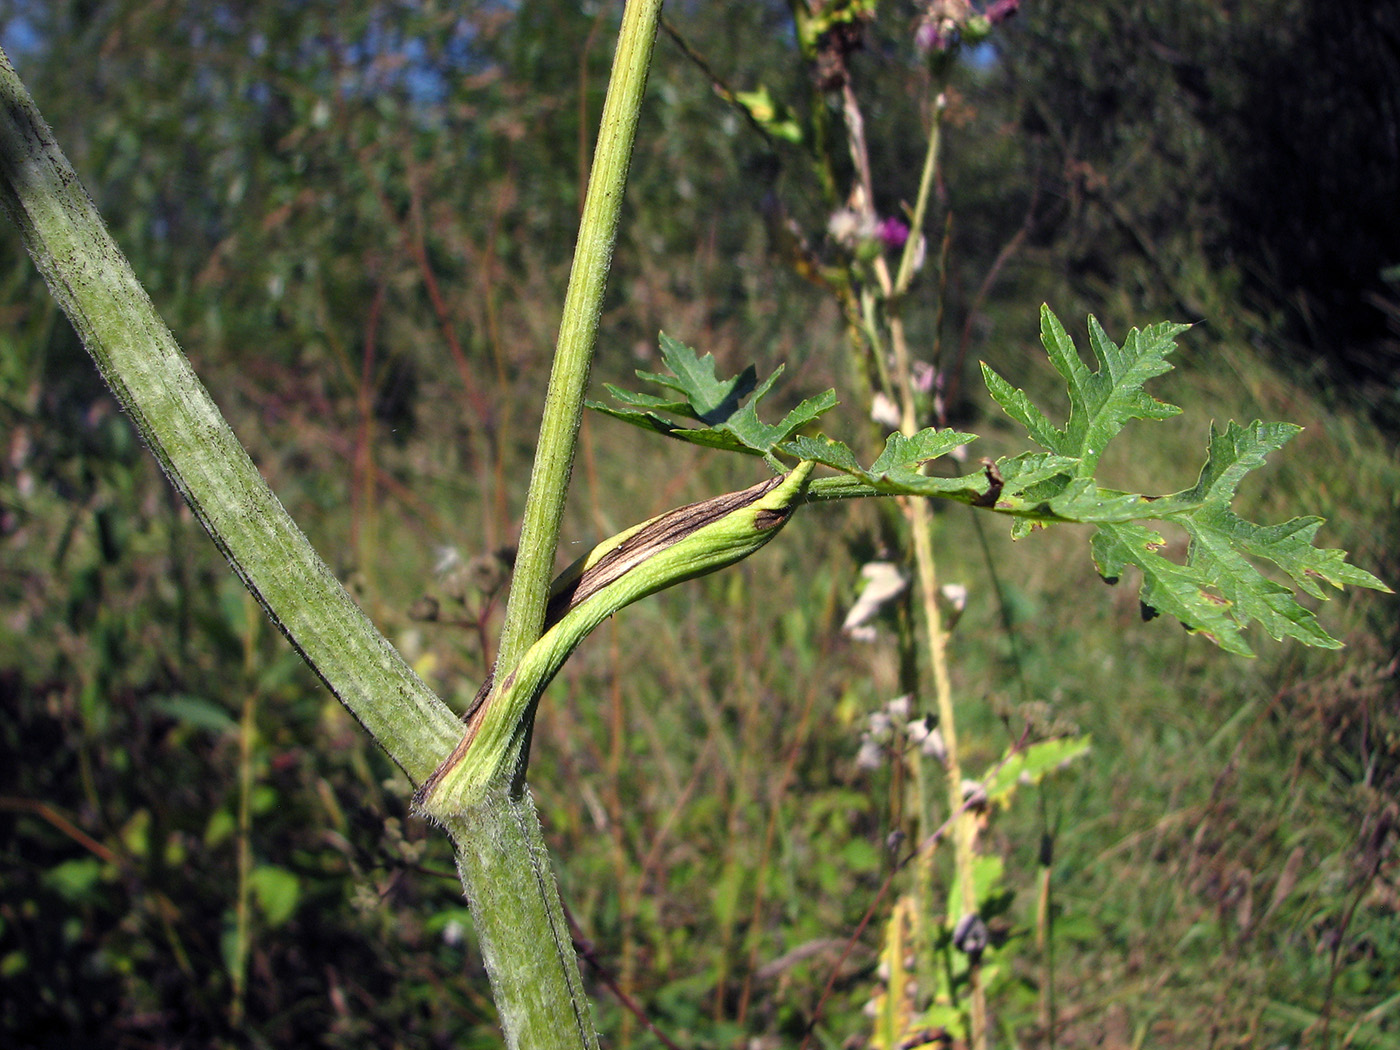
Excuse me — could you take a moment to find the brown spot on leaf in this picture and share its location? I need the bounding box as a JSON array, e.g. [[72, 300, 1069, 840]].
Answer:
[[971, 458, 1004, 508]]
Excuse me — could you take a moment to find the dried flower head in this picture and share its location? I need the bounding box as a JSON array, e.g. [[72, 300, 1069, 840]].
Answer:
[[827, 206, 873, 248], [842, 561, 910, 638], [855, 736, 887, 771], [870, 391, 902, 430]]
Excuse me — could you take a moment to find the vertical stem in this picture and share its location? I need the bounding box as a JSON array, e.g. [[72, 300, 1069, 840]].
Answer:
[[351, 283, 385, 592], [231, 691, 255, 1026], [1036, 820, 1057, 1047], [492, 0, 660, 687], [889, 88, 987, 1050], [893, 91, 946, 300], [444, 3, 662, 1048], [231, 595, 262, 1029], [843, 61, 986, 1046], [908, 500, 985, 1046]]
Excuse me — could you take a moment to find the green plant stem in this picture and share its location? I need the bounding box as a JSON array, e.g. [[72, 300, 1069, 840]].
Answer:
[[788, 0, 840, 208], [439, 804, 595, 1049], [908, 502, 984, 1044], [842, 62, 986, 1048], [230, 597, 260, 1029], [438, 2, 662, 1047], [893, 90, 947, 300], [493, 0, 660, 686], [231, 683, 254, 1028], [0, 16, 659, 1043], [893, 94, 987, 1050], [0, 48, 463, 782]]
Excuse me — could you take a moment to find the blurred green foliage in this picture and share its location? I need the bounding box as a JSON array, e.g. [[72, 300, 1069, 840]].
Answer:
[[1, 1, 1396, 1047]]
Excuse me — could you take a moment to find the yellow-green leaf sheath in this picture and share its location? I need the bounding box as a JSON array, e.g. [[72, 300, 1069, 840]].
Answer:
[[415, 461, 814, 818]]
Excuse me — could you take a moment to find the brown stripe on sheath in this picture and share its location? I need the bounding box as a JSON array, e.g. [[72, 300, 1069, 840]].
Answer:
[[543, 472, 790, 629], [413, 664, 511, 805], [415, 472, 797, 808], [754, 501, 798, 531]]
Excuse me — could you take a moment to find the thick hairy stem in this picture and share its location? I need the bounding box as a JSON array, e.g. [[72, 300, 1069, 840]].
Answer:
[[0, 51, 461, 782]]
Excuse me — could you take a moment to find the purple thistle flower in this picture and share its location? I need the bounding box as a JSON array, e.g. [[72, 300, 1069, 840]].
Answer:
[[876, 216, 910, 250], [916, 1, 1019, 54]]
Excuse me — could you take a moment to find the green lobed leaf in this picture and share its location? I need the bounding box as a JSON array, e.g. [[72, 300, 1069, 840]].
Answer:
[[1177, 419, 1299, 507], [587, 332, 839, 456], [1091, 521, 1252, 654], [868, 429, 978, 475], [651, 332, 758, 421], [985, 310, 1388, 653], [980, 363, 1060, 454], [984, 307, 1186, 475], [1172, 421, 1389, 648], [979, 307, 1188, 525], [586, 401, 763, 454], [596, 383, 693, 415], [1234, 514, 1389, 597], [598, 315, 1388, 655], [784, 433, 863, 474], [793, 428, 978, 478], [1085, 420, 1390, 654], [791, 429, 988, 503]]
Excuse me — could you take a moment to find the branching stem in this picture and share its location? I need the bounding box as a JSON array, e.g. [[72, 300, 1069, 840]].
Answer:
[[439, 2, 663, 1046], [840, 58, 986, 1048]]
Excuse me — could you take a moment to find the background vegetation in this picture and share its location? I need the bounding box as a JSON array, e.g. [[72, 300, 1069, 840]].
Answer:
[[2, 1, 1395, 1046]]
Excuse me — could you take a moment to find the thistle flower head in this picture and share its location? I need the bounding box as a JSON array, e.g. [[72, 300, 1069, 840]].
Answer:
[[876, 216, 910, 250]]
